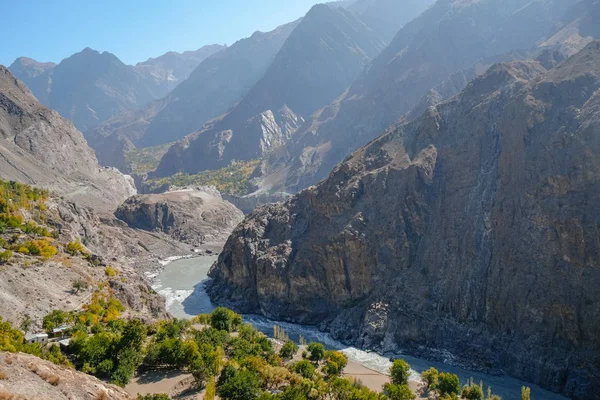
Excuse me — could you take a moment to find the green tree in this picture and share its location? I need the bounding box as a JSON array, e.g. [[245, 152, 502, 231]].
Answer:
[[293, 360, 316, 379], [462, 380, 484, 400], [307, 342, 325, 363], [390, 359, 411, 385], [422, 367, 439, 390], [211, 307, 234, 332], [42, 310, 73, 334], [72, 280, 87, 294], [521, 386, 531, 400], [217, 369, 261, 400], [384, 383, 415, 400], [323, 351, 348, 378], [438, 373, 461, 397], [280, 340, 298, 359]]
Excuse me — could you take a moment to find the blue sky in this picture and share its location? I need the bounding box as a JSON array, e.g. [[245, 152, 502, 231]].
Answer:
[[1, 0, 324, 67]]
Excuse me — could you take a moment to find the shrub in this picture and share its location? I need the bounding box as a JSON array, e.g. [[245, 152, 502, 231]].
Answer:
[[40, 245, 57, 260], [438, 372, 461, 396], [72, 280, 87, 294], [105, 266, 118, 277], [0, 250, 12, 264], [390, 359, 411, 385], [522, 386, 531, 400], [137, 395, 170, 400], [307, 342, 325, 363], [0, 368, 6, 380], [279, 340, 298, 360], [66, 241, 85, 256]]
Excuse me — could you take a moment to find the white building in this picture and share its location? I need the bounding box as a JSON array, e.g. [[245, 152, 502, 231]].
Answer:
[[24, 333, 49, 345]]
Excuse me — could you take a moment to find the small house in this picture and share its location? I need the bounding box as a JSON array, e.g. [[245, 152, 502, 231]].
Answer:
[[52, 325, 72, 339], [24, 333, 49, 345]]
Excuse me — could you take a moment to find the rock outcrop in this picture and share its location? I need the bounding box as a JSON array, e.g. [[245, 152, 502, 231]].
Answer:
[[115, 188, 244, 246], [208, 43, 600, 399], [0, 352, 133, 399], [0, 66, 136, 212]]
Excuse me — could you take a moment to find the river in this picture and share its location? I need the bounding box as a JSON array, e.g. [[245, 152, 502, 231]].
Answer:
[[153, 257, 569, 400]]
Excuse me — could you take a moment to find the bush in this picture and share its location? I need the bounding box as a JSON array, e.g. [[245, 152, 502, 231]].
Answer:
[[104, 266, 118, 277], [66, 241, 86, 256], [438, 372, 461, 396], [390, 359, 411, 385], [137, 395, 170, 400], [279, 340, 298, 360], [522, 386, 531, 400], [307, 342, 325, 363], [0, 250, 12, 264], [293, 360, 315, 379]]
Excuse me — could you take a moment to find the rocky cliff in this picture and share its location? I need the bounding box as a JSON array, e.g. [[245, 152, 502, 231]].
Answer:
[[115, 188, 244, 246], [207, 43, 600, 399], [0, 66, 136, 212]]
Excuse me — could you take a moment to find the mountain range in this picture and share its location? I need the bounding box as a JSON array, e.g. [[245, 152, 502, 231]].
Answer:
[[8, 45, 224, 133]]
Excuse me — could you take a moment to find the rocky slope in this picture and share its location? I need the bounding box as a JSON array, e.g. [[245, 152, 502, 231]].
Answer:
[[132, 44, 226, 98], [252, 0, 580, 195], [0, 352, 133, 399], [207, 42, 600, 399], [88, 20, 300, 165], [115, 188, 244, 246], [153, 4, 389, 177], [0, 66, 135, 212]]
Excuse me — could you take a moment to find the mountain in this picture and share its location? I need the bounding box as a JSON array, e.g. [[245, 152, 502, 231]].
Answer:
[[0, 65, 135, 211], [8, 57, 55, 104], [251, 0, 580, 196], [207, 42, 600, 399], [132, 44, 226, 98], [346, 0, 436, 41], [88, 20, 300, 163], [540, 0, 600, 55], [153, 4, 388, 177]]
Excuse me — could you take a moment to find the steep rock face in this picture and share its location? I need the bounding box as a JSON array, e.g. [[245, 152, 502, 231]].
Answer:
[[154, 106, 304, 177], [253, 0, 579, 195], [0, 352, 133, 399], [0, 66, 135, 212], [132, 44, 226, 98], [153, 4, 388, 177], [88, 20, 300, 158], [8, 57, 55, 104], [208, 43, 600, 399], [115, 188, 244, 246]]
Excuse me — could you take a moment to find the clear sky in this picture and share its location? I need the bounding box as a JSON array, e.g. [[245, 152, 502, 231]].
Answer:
[[1, 0, 324, 67]]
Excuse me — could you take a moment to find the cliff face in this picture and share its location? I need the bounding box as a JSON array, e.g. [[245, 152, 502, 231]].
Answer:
[[207, 43, 600, 399], [115, 188, 244, 246]]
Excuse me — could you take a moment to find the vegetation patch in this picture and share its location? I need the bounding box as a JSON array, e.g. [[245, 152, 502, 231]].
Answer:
[[144, 160, 260, 196], [125, 143, 173, 175]]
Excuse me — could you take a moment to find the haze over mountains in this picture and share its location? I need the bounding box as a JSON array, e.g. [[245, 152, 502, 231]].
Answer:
[[9, 45, 224, 133]]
